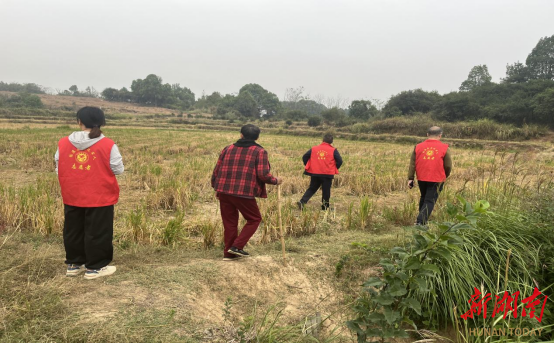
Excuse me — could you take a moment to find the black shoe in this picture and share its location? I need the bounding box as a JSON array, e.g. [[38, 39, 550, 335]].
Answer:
[[228, 247, 250, 257], [297, 201, 305, 210], [321, 204, 330, 211], [223, 255, 242, 261]]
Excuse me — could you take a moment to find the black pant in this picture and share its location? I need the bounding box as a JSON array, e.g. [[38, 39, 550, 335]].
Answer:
[[63, 204, 114, 269], [300, 176, 333, 209], [416, 181, 444, 225]]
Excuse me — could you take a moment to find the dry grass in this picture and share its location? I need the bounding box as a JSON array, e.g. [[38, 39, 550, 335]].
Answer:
[[1, 126, 553, 246], [1, 124, 554, 342]]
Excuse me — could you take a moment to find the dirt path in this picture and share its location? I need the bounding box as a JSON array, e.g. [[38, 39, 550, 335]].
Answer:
[[2, 227, 396, 342]]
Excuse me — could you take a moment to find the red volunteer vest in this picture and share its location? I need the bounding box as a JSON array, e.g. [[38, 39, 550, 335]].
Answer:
[[415, 139, 449, 182], [58, 136, 120, 207], [305, 142, 339, 175]]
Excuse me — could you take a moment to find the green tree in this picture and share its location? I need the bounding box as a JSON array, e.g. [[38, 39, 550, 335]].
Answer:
[[321, 107, 349, 125], [22, 93, 43, 108], [118, 87, 134, 102], [433, 91, 481, 121], [216, 94, 237, 115], [348, 100, 378, 120], [307, 116, 322, 127], [131, 74, 170, 107], [2, 93, 43, 108], [69, 85, 79, 96], [526, 35, 554, 81], [83, 86, 98, 98], [284, 110, 309, 121], [101, 87, 119, 101], [196, 91, 222, 110], [206, 91, 222, 105], [503, 61, 530, 84], [383, 89, 441, 117], [459, 65, 492, 91], [239, 83, 281, 116], [0, 82, 45, 94], [282, 99, 327, 115], [234, 91, 258, 117], [169, 84, 195, 109], [531, 87, 554, 127]]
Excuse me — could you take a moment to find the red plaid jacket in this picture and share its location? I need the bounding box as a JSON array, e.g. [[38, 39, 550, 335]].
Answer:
[[211, 143, 277, 198]]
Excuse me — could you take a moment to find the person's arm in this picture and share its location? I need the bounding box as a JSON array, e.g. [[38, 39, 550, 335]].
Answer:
[[408, 148, 416, 180], [443, 148, 452, 178], [211, 148, 226, 187], [54, 148, 59, 175], [302, 149, 311, 166], [334, 149, 343, 169], [110, 144, 124, 175], [257, 149, 278, 185]]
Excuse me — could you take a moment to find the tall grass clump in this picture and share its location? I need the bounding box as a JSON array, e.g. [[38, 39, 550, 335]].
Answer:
[[160, 212, 185, 247], [0, 177, 63, 234], [419, 212, 541, 329], [125, 205, 149, 242], [364, 114, 546, 141], [349, 198, 553, 342], [200, 219, 220, 249]]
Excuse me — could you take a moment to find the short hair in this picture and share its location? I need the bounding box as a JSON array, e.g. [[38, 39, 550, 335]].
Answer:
[[427, 126, 443, 136], [323, 133, 333, 144], [241, 124, 261, 140]]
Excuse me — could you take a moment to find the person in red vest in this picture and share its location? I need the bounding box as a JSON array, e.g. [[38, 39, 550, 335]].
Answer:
[[55, 106, 124, 279], [408, 126, 452, 225], [298, 133, 343, 210], [212, 124, 283, 260]]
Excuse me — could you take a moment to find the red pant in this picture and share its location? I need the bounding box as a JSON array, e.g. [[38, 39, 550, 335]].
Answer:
[[218, 193, 262, 257]]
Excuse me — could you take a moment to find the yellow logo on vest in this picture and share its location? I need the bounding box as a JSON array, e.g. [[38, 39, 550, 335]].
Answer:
[[422, 147, 439, 160], [69, 148, 95, 171], [317, 150, 328, 160]]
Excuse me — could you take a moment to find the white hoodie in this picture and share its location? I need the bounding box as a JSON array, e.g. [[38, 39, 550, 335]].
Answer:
[[55, 131, 124, 175]]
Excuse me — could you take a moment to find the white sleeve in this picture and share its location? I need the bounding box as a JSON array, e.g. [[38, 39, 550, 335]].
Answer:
[[110, 144, 124, 175], [55, 148, 59, 175]]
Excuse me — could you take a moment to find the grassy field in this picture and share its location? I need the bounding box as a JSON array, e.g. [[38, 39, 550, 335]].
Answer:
[[1, 124, 553, 342]]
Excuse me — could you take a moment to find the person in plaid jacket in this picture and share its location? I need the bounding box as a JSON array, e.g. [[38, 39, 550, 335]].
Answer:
[[212, 124, 283, 260]]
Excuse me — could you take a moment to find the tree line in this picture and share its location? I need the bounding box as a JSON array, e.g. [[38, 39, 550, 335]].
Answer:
[[2, 35, 553, 127]]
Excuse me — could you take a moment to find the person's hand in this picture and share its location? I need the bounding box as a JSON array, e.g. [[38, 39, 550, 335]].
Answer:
[[408, 180, 414, 189], [275, 177, 284, 185]]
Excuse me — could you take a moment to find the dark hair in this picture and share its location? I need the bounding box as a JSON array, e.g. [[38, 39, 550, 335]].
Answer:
[[76, 106, 106, 139], [323, 133, 334, 144], [427, 126, 443, 136], [240, 124, 261, 140]]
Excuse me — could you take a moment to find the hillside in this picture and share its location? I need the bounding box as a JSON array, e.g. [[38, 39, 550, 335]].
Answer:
[[0, 91, 178, 116]]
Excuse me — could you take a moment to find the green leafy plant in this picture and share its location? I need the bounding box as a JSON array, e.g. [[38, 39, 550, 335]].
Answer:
[[347, 198, 491, 342]]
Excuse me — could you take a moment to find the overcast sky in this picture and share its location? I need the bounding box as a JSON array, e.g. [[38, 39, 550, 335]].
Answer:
[[0, 0, 552, 103]]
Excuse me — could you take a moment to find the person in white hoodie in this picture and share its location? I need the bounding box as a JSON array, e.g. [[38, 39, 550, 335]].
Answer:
[[55, 106, 124, 279]]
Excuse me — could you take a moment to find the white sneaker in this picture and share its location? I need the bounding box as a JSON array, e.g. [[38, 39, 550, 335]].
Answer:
[[66, 264, 85, 277], [84, 265, 117, 280]]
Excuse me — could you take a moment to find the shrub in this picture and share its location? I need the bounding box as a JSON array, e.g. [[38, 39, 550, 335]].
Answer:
[[383, 89, 441, 117], [0, 93, 43, 109], [307, 116, 322, 127]]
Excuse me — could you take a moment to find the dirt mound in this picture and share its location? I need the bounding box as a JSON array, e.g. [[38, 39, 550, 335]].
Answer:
[[63, 254, 340, 331]]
